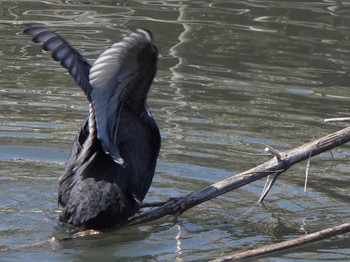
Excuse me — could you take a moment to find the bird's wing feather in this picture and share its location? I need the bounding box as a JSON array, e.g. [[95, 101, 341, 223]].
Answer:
[[23, 23, 92, 100], [89, 29, 157, 165]]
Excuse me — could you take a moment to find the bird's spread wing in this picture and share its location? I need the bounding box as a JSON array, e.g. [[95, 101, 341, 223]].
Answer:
[[23, 23, 92, 100], [89, 29, 158, 165]]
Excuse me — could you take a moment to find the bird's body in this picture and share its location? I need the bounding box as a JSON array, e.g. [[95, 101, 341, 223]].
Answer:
[[24, 24, 160, 229]]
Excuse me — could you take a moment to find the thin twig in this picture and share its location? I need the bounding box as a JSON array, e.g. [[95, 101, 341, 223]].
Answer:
[[258, 172, 282, 202], [304, 151, 312, 192]]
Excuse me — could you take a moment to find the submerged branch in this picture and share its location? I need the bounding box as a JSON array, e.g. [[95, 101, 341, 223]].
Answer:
[[123, 126, 350, 227], [211, 222, 350, 261]]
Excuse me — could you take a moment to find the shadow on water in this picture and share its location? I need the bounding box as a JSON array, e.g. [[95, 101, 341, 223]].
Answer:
[[1, 0, 350, 261]]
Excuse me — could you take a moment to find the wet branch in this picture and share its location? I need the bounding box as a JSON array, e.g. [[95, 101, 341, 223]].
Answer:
[[211, 222, 350, 261], [122, 126, 350, 227]]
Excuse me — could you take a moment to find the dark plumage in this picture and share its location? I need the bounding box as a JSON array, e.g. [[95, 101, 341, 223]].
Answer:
[[24, 24, 161, 229]]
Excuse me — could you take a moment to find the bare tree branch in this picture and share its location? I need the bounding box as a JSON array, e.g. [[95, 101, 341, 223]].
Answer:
[[122, 126, 350, 227], [324, 117, 350, 122], [211, 222, 350, 261]]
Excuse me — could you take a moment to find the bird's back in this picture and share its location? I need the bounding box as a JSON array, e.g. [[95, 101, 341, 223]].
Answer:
[[24, 24, 161, 229], [58, 107, 160, 228]]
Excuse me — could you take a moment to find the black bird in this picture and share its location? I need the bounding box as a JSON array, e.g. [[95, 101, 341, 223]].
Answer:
[[24, 24, 161, 229]]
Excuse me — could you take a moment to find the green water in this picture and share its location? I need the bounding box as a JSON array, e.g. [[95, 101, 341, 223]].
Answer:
[[1, 1, 350, 261]]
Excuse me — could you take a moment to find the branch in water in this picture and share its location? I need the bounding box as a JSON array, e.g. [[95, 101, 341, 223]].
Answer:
[[123, 126, 350, 227], [211, 222, 350, 261]]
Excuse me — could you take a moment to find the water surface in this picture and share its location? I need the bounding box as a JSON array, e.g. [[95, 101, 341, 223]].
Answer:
[[1, 0, 350, 261]]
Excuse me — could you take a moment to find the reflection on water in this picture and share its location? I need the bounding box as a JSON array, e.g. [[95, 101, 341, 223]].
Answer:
[[1, 0, 350, 261]]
